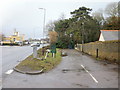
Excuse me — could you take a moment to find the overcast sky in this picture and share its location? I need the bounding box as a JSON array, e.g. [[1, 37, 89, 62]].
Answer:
[[0, 0, 119, 39]]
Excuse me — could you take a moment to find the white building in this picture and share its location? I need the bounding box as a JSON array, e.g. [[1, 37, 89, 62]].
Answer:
[[99, 30, 120, 41]]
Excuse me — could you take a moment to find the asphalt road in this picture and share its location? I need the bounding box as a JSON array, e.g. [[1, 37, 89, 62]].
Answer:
[[2, 49, 118, 88], [0, 45, 43, 88], [2, 46, 33, 79]]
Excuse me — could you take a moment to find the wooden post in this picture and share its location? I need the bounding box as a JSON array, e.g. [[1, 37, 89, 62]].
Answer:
[[96, 48, 98, 58]]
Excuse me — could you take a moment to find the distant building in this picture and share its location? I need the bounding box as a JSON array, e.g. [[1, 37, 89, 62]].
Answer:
[[30, 39, 41, 44], [1, 29, 25, 45], [99, 30, 120, 41]]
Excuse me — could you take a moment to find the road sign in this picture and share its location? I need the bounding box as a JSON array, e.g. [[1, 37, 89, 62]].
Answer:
[[50, 43, 56, 53]]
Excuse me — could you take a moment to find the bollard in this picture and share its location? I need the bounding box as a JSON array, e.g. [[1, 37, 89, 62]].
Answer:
[[42, 47, 45, 56], [45, 49, 51, 59], [96, 48, 98, 58]]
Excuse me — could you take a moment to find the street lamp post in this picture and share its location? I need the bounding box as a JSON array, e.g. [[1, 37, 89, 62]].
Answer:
[[81, 16, 86, 52], [81, 22, 84, 52], [39, 8, 46, 47]]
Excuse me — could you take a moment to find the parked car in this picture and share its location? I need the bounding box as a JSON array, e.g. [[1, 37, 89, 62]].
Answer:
[[31, 42, 40, 47]]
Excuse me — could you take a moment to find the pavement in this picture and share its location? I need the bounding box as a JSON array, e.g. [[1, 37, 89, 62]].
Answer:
[[2, 49, 118, 88]]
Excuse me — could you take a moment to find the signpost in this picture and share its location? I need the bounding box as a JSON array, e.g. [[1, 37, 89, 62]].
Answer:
[[50, 43, 56, 58]]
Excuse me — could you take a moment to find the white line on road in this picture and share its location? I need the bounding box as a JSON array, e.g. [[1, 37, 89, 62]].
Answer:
[[5, 69, 14, 75], [81, 64, 98, 83]]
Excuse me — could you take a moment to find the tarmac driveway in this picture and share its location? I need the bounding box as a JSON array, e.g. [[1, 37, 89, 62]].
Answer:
[[2, 49, 118, 88]]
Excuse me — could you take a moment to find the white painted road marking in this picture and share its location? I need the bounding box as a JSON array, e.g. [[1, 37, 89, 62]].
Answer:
[[81, 64, 98, 83], [5, 69, 14, 75]]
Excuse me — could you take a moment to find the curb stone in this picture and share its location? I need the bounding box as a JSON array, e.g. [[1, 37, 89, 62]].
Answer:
[[13, 67, 43, 75], [12, 46, 50, 75], [26, 69, 43, 75], [13, 67, 26, 74], [13, 59, 44, 75]]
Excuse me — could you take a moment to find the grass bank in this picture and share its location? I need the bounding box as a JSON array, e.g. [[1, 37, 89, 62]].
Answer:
[[15, 47, 62, 73]]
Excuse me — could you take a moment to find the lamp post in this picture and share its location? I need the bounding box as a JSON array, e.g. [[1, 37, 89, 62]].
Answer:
[[82, 22, 84, 43], [39, 8, 46, 47], [81, 16, 86, 52]]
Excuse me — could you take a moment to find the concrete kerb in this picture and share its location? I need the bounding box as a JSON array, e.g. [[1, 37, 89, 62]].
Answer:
[[13, 48, 44, 75], [26, 69, 43, 75], [13, 63, 44, 75], [13, 67, 26, 74], [13, 61, 26, 74], [13, 67, 43, 75]]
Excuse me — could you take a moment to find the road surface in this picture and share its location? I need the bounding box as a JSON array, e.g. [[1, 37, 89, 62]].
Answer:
[[0, 45, 42, 89], [2, 49, 118, 88]]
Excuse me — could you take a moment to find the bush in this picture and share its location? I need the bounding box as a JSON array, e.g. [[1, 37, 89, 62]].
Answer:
[[56, 36, 70, 48]]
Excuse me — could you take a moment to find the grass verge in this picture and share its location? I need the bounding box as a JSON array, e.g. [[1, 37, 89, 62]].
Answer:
[[15, 47, 62, 73]]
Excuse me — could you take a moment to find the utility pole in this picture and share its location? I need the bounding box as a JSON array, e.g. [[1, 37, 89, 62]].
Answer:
[[39, 8, 46, 55], [38, 8, 46, 47]]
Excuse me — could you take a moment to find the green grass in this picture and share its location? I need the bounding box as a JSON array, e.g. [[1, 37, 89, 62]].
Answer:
[[15, 48, 62, 73]]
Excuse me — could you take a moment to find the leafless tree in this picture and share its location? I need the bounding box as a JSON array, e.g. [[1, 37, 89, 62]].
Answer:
[[46, 20, 55, 31], [105, 2, 118, 17], [59, 13, 66, 20], [92, 9, 105, 25]]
